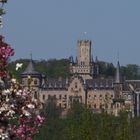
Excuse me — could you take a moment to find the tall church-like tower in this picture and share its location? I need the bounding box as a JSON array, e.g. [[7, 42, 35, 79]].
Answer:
[[70, 40, 98, 80]]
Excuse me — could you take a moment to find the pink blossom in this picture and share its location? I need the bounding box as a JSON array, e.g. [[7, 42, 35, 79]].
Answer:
[[0, 36, 44, 139]]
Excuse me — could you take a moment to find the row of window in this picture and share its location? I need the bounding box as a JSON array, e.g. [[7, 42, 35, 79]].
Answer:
[[88, 103, 114, 109], [42, 94, 67, 100], [75, 69, 89, 73], [88, 94, 113, 98]]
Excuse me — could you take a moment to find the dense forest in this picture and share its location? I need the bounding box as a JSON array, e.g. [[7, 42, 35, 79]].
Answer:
[[32, 97, 140, 140], [8, 58, 140, 80]]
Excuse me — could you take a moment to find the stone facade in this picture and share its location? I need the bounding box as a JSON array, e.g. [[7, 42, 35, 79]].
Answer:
[[21, 40, 140, 117]]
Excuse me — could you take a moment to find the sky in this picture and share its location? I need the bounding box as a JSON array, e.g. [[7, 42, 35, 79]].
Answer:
[[1, 0, 140, 66]]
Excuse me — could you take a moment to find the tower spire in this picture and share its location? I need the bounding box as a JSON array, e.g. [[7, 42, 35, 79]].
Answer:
[[115, 61, 121, 83]]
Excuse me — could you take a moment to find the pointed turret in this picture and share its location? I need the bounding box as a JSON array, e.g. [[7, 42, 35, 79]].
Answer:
[[69, 56, 74, 63], [115, 61, 121, 83], [113, 61, 124, 116], [90, 54, 94, 63], [21, 57, 42, 88], [95, 56, 98, 63], [22, 59, 40, 75]]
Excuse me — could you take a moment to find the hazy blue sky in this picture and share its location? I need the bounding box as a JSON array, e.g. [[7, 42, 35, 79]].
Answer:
[[1, 0, 140, 65]]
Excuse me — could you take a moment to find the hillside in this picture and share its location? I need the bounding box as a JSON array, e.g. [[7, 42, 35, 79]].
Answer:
[[8, 59, 140, 80]]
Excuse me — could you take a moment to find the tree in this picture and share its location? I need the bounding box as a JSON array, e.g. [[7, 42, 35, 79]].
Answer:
[[121, 64, 140, 80], [44, 95, 62, 119], [0, 37, 44, 139]]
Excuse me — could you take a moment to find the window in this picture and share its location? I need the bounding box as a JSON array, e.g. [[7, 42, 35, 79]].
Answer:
[[43, 94, 45, 100], [117, 104, 119, 108], [105, 94, 108, 98], [59, 103, 61, 108], [59, 95, 62, 100], [64, 95, 67, 99], [34, 79, 38, 85], [34, 91, 38, 99], [99, 95, 102, 100], [48, 95, 51, 99], [54, 95, 56, 99], [88, 105, 91, 108], [71, 88, 73, 92], [75, 82, 78, 88], [94, 104, 96, 109], [100, 104, 102, 109]]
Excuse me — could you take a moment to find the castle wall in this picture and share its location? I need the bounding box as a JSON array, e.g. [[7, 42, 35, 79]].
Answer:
[[87, 89, 114, 113], [39, 90, 68, 108]]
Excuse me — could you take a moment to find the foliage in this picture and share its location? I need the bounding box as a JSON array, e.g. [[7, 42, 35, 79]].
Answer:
[[0, 36, 14, 78], [34, 101, 138, 140], [8, 59, 140, 81], [121, 64, 140, 80], [8, 58, 70, 81], [34, 96, 63, 140], [0, 36, 44, 140], [98, 61, 116, 78]]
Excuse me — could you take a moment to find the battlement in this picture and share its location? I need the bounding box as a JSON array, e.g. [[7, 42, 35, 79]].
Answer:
[[77, 40, 92, 47]]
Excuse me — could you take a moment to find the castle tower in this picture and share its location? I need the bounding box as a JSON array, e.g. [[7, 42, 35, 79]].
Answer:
[[77, 40, 92, 66], [70, 40, 95, 80], [21, 58, 42, 99]]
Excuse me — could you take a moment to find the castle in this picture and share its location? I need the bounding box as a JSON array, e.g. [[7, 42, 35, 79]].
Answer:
[[21, 40, 140, 117]]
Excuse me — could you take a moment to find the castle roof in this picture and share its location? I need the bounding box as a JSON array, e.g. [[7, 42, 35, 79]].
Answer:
[[123, 80, 140, 91], [41, 78, 68, 90], [86, 78, 114, 89], [41, 76, 115, 90], [22, 59, 40, 76]]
